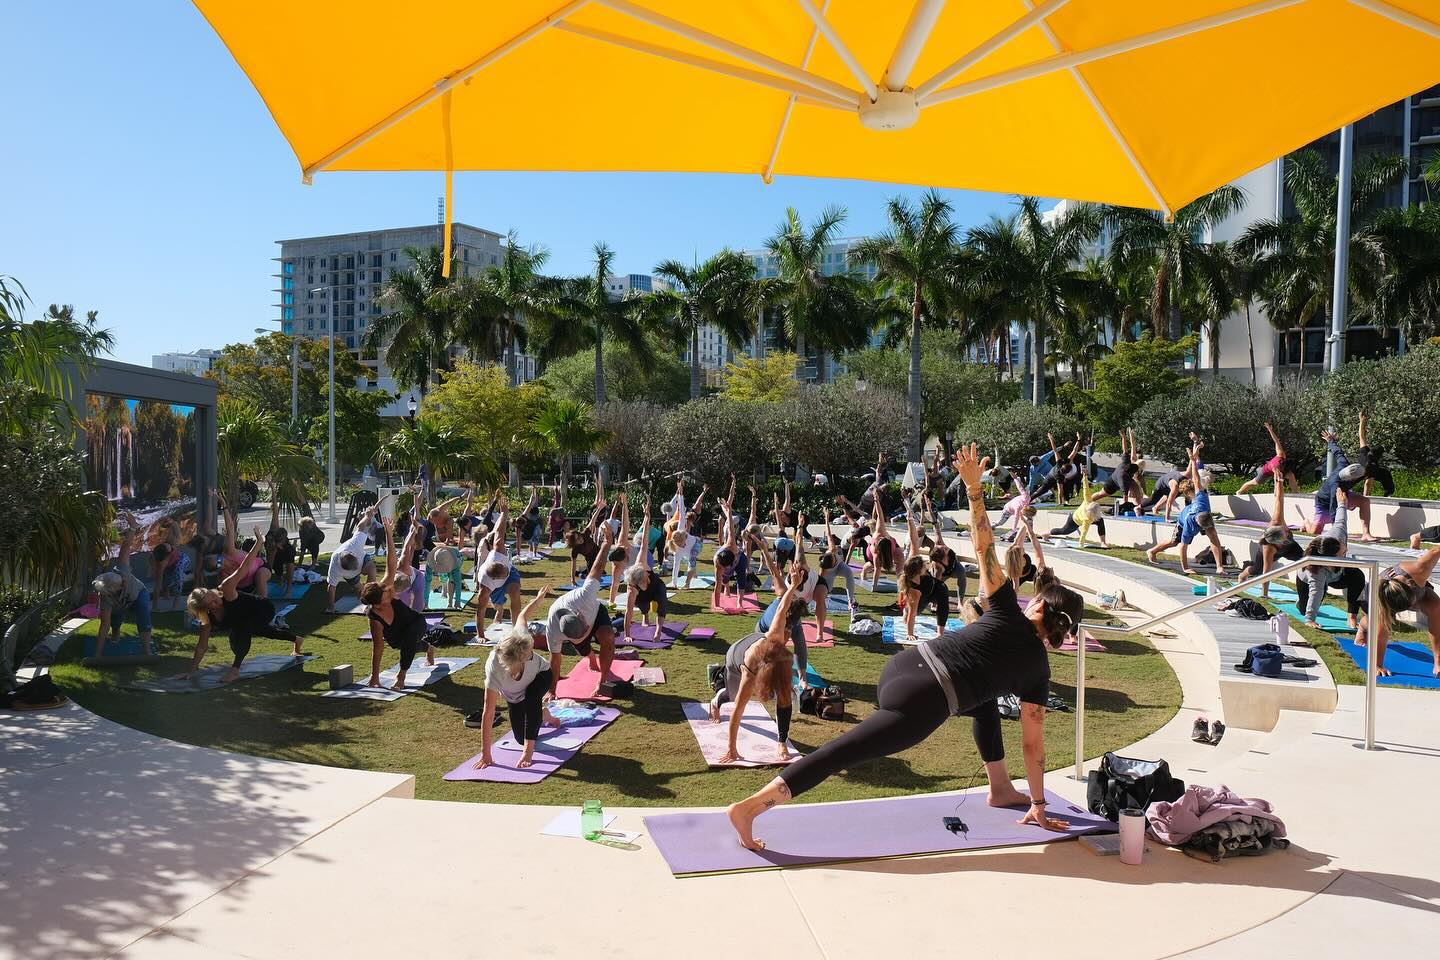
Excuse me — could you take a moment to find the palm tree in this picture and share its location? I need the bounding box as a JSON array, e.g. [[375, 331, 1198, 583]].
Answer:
[[1362, 200, 1440, 343], [764, 207, 872, 382], [529, 398, 609, 501], [365, 246, 455, 396], [1193, 242, 1242, 376], [374, 418, 490, 496], [0, 280, 115, 592], [640, 251, 759, 399], [217, 399, 320, 517], [851, 190, 962, 460], [1226, 245, 1263, 387], [552, 242, 654, 404], [968, 196, 1101, 406], [1105, 186, 1246, 342], [460, 232, 563, 386], [1237, 149, 1405, 372]]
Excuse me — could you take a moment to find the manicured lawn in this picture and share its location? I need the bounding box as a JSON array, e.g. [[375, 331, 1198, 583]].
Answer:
[[53, 546, 1180, 808]]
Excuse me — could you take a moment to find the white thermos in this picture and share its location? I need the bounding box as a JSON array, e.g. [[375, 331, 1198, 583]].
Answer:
[[1119, 808, 1146, 865], [1271, 613, 1289, 645]]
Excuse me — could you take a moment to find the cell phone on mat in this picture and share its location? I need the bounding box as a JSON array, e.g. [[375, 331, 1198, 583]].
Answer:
[[942, 816, 967, 835]]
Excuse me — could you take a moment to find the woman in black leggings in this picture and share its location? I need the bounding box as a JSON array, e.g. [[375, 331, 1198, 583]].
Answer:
[[185, 525, 304, 683], [727, 444, 1085, 851], [361, 519, 436, 690], [471, 588, 557, 769]]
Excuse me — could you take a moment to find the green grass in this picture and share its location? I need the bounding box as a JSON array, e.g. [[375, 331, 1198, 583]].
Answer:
[[52, 547, 1180, 808]]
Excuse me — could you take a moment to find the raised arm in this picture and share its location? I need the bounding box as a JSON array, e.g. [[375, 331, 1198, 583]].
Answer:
[[587, 523, 614, 583], [724, 474, 736, 510], [381, 519, 397, 590], [516, 586, 551, 629], [1357, 410, 1368, 450], [956, 443, 1004, 596]]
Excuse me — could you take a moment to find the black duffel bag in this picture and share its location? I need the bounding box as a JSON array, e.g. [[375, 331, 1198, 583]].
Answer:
[[1086, 752, 1185, 822]]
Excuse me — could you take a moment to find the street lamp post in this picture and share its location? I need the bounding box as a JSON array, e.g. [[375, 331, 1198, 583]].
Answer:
[[407, 394, 418, 422], [311, 285, 338, 522]]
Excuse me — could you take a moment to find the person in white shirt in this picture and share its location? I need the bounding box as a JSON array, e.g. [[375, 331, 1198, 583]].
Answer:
[[541, 523, 617, 698], [325, 506, 379, 612], [473, 505, 522, 632], [467, 588, 558, 770]]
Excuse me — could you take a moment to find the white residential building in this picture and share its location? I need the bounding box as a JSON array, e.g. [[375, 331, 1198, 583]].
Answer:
[[152, 349, 221, 376]]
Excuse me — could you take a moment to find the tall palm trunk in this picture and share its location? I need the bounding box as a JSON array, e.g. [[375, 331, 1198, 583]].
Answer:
[[1244, 300, 1257, 387], [1152, 263, 1171, 340], [907, 292, 923, 461], [1209, 317, 1221, 375], [558, 453, 570, 502], [795, 331, 807, 381], [1031, 318, 1046, 405], [593, 324, 606, 404], [689, 325, 702, 399], [753, 307, 766, 359], [814, 347, 828, 384]]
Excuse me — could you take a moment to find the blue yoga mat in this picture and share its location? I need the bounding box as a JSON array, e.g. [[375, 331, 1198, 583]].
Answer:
[[881, 616, 962, 644], [267, 581, 312, 600], [1116, 513, 1171, 524], [83, 634, 152, 658], [426, 588, 475, 609], [1336, 635, 1440, 689], [1246, 585, 1354, 633], [1247, 584, 1299, 603], [793, 661, 826, 688]]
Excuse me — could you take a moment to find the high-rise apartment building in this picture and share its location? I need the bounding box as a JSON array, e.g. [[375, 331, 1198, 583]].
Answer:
[[273, 224, 536, 417]]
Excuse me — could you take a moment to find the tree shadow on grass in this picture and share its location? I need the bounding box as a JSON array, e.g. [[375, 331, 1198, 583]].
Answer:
[[1046, 681, 1138, 713]]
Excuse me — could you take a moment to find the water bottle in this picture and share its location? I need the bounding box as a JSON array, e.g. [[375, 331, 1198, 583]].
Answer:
[[581, 799, 603, 840]]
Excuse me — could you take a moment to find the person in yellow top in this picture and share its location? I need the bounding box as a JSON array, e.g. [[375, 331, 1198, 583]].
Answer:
[[1049, 469, 1110, 549]]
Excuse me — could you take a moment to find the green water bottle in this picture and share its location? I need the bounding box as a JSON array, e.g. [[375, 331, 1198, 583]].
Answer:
[[581, 799, 603, 841]]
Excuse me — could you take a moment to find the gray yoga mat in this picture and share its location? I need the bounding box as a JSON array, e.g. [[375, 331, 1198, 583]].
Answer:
[[128, 654, 316, 693]]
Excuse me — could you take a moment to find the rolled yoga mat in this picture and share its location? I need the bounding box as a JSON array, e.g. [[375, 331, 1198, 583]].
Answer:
[[644, 787, 1113, 876], [443, 706, 621, 785]]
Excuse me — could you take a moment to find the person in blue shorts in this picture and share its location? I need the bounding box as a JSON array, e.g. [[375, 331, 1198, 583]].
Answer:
[[1146, 441, 1229, 575]]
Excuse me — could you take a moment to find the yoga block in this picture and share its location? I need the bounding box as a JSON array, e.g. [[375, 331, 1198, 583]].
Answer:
[[687, 628, 717, 641], [329, 664, 354, 690]]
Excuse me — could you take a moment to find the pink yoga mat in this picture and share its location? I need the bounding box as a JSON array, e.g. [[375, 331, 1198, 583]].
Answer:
[[554, 657, 644, 702], [710, 592, 761, 615], [801, 620, 835, 648], [442, 707, 620, 784], [680, 700, 799, 768], [644, 787, 1112, 876], [634, 666, 666, 685], [1059, 634, 1106, 654]]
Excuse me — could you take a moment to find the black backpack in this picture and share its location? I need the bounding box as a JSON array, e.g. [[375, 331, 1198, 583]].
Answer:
[[1086, 752, 1185, 822], [1193, 546, 1237, 568], [1218, 597, 1271, 621], [425, 625, 464, 647]]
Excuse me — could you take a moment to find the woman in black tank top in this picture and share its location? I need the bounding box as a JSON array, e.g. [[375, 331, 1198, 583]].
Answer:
[[361, 519, 435, 690]]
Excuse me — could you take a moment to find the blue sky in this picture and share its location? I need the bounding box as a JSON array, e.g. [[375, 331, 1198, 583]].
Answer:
[[1, 2, 1030, 367]]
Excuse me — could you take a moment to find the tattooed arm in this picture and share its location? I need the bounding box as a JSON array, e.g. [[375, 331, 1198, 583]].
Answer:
[[954, 443, 1004, 596]]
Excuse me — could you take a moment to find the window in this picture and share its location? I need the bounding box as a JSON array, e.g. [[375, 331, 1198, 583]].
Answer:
[[463, 249, 469, 261], [390, 251, 396, 262], [321, 304, 327, 314], [321, 258, 328, 268], [345, 272, 354, 285], [372, 303, 381, 315], [371, 270, 380, 283], [344, 256, 355, 269], [359, 317, 367, 328], [283, 293, 295, 305], [283, 277, 294, 290], [306, 274, 313, 285], [307, 305, 314, 315], [371, 254, 380, 267], [306, 319, 314, 331], [283, 261, 295, 275], [283, 307, 294, 320], [306, 257, 315, 270], [490, 255, 497, 265]]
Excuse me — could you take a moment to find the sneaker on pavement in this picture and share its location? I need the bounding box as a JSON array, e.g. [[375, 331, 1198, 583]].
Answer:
[[1191, 717, 1211, 743], [1209, 720, 1226, 745]]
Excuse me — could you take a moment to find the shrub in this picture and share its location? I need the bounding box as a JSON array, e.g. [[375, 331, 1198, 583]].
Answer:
[[956, 401, 1083, 466], [1068, 333, 1196, 435], [760, 384, 907, 479], [1305, 343, 1440, 468], [1131, 380, 1318, 476], [645, 397, 769, 486], [593, 400, 666, 481], [541, 337, 689, 407]]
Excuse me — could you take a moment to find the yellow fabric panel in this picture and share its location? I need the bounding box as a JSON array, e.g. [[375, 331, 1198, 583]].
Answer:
[[194, 0, 1440, 211]]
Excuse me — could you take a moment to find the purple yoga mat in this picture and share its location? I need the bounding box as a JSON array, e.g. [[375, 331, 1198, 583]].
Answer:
[[442, 707, 620, 784], [618, 620, 687, 649], [643, 788, 1112, 876]]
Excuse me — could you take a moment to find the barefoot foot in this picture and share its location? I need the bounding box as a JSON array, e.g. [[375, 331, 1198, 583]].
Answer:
[[988, 786, 1031, 809], [726, 802, 765, 851]]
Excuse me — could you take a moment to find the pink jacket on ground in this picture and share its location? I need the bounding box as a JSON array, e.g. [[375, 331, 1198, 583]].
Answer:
[[1145, 784, 1287, 845]]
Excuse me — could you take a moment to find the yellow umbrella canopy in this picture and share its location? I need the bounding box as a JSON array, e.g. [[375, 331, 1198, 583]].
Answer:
[[197, 0, 1440, 215]]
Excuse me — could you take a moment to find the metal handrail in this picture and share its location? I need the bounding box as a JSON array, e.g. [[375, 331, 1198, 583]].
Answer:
[[1074, 554, 1383, 779]]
